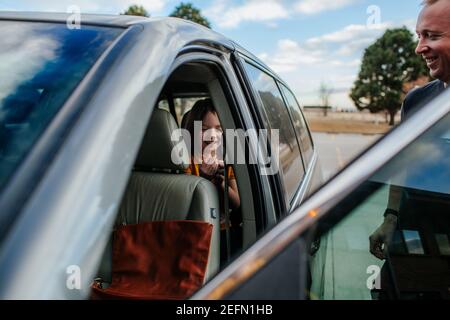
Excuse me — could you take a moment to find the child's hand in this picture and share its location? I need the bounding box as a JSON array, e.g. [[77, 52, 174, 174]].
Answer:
[[200, 154, 220, 178], [199, 161, 218, 178], [211, 174, 225, 189]]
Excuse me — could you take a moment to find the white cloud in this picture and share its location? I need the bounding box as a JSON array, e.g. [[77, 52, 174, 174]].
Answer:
[[261, 23, 393, 108], [258, 35, 362, 75], [294, 0, 359, 15], [307, 22, 391, 44], [307, 22, 392, 56], [281, 19, 418, 108], [258, 35, 364, 109], [258, 38, 325, 73], [266, 21, 279, 29], [336, 38, 374, 56], [0, 22, 59, 102], [205, 0, 289, 29], [329, 59, 361, 68]]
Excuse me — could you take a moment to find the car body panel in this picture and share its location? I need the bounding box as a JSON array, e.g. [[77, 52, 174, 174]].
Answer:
[[0, 13, 323, 299], [0, 15, 235, 299]]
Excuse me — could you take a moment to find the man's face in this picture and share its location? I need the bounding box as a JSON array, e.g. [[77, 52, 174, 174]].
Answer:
[[416, 1, 450, 83]]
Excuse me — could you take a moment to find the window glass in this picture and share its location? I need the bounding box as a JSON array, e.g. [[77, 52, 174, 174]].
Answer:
[[174, 97, 208, 125], [158, 97, 209, 126], [309, 113, 450, 300], [0, 21, 122, 192], [243, 62, 304, 202], [435, 234, 450, 256], [279, 84, 314, 166]]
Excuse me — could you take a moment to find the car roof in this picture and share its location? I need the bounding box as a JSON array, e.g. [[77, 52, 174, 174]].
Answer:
[[0, 11, 151, 27], [0, 11, 279, 77]]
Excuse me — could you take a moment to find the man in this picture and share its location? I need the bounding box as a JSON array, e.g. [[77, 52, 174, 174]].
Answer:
[[370, 0, 450, 260], [402, 0, 450, 118]]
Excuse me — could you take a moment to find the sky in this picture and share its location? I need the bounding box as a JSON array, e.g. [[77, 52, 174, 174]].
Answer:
[[0, 0, 425, 109]]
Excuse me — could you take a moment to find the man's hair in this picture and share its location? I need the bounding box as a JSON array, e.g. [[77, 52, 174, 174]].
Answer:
[[422, 0, 444, 5]]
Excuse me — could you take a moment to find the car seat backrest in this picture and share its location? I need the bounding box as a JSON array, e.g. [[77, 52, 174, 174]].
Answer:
[[97, 108, 220, 286]]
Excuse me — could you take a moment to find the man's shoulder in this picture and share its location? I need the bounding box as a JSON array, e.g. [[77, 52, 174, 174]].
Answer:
[[403, 80, 444, 119], [405, 80, 442, 100]]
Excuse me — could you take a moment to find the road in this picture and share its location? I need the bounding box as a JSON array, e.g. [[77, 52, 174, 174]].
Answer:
[[311, 132, 382, 181], [310, 132, 388, 300]]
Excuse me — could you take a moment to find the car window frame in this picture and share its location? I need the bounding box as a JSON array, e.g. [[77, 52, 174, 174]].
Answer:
[[231, 53, 288, 221], [277, 82, 315, 168], [276, 82, 319, 209], [234, 53, 319, 213], [235, 54, 304, 213]]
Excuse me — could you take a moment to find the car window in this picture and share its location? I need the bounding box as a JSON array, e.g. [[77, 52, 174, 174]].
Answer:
[[308, 112, 450, 299], [242, 61, 304, 203], [157, 97, 208, 124], [279, 84, 314, 167], [0, 21, 122, 193]]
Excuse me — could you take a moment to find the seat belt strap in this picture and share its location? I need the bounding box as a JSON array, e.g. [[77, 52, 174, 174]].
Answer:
[[223, 134, 231, 262]]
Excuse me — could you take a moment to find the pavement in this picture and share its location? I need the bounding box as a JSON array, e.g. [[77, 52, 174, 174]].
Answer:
[[309, 132, 388, 300], [311, 132, 382, 181]]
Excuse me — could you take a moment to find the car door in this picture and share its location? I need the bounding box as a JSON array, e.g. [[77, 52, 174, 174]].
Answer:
[[192, 86, 450, 300], [0, 19, 250, 299]]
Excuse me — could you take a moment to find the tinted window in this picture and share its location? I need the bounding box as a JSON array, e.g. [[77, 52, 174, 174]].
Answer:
[[308, 112, 450, 299], [279, 84, 314, 166], [0, 21, 122, 192], [243, 62, 304, 202]]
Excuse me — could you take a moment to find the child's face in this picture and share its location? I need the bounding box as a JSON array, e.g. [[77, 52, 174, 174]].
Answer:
[[201, 111, 223, 155]]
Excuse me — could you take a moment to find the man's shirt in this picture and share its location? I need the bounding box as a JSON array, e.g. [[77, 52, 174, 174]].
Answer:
[[401, 79, 447, 119]]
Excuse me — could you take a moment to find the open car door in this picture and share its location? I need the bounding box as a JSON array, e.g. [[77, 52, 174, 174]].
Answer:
[[193, 87, 450, 300]]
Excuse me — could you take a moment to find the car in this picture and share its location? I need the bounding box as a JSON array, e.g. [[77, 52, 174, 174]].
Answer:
[[2, 12, 448, 301], [0, 12, 323, 299]]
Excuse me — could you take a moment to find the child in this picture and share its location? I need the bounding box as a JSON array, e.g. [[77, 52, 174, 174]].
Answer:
[[182, 99, 240, 217]]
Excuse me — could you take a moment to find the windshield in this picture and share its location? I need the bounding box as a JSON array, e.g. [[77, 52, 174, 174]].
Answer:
[[0, 21, 122, 192]]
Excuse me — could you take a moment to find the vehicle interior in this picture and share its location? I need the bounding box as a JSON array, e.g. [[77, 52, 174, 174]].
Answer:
[[92, 61, 262, 299], [157, 61, 259, 255]]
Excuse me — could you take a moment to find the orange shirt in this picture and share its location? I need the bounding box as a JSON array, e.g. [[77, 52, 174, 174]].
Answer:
[[184, 163, 235, 180], [184, 161, 237, 230]]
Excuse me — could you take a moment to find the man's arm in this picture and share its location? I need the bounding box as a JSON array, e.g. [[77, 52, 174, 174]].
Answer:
[[368, 97, 411, 260], [369, 185, 400, 260]]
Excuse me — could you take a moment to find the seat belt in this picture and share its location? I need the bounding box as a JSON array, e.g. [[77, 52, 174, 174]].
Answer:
[[223, 133, 231, 262], [167, 93, 178, 127]]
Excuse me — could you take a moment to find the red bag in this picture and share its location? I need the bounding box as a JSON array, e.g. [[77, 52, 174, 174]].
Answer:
[[91, 220, 213, 300]]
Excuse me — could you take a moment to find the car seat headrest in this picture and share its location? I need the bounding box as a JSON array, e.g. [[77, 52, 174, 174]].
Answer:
[[135, 108, 189, 171]]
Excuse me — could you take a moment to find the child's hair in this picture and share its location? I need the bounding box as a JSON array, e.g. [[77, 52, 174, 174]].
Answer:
[[181, 98, 217, 156]]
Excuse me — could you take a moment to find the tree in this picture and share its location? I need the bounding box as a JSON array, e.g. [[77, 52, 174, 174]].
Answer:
[[122, 5, 149, 17], [350, 27, 428, 125], [170, 2, 211, 28], [319, 81, 333, 116]]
